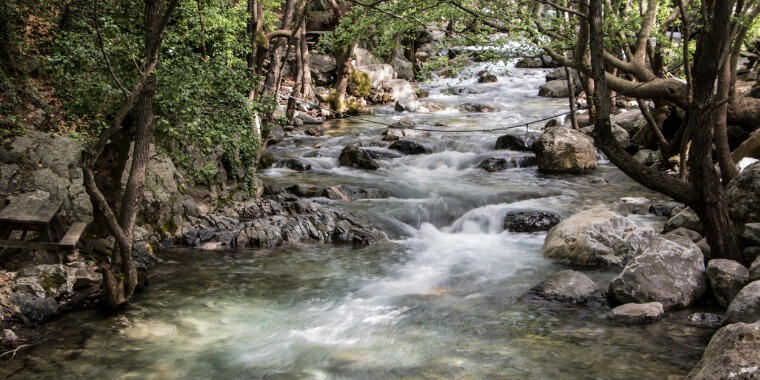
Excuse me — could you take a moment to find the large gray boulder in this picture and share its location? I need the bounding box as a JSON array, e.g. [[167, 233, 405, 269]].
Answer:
[[726, 162, 760, 225], [608, 302, 665, 325], [524, 270, 606, 305], [541, 207, 644, 266], [388, 79, 416, 102], [534, 127, 597, 173], [609, 236, 707, 310], [706, 259, 750, 307], [741, 223, 760, 246], [724, 281, 760, 324], [687, 322, 760, 380]]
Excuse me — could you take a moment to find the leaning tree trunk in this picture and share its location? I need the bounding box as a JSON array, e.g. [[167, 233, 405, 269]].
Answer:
[[299, 23, 315, 101], [85, 0, 178, 309]]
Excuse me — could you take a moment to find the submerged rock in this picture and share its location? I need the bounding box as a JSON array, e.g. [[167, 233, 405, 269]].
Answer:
[[686, 312, 723, 328], [504, 210, 561, 233], [477, 72, 498, 83], [541, 207, 641, 266], [338, 145, 380, 170], [534, 127, 597, 173], [608, 302, 665, 325], [608, 236, 706, 310], [524, 270, 606, 305], [706, 259, 749, 308], [687, 322, 760, 380]]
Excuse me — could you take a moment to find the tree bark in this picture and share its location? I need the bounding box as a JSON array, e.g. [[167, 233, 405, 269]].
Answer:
[[685, 0, 741, 261]]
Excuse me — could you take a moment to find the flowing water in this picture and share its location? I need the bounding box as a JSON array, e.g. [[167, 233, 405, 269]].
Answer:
[[1, 63, 716, 379]]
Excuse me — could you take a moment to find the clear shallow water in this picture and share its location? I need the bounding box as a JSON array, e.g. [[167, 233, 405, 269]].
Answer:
[[1, 63, 714, 379]]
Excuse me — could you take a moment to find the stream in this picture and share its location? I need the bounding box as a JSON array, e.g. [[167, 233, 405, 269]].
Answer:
[[0, 63, 715, 379]]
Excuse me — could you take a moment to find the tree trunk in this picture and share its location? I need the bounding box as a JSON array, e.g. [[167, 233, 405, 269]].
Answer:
[[685, 0, 741, 262], [714, 59, 739, 182], [564, 65, 578, 129], [299, 24, 315, 101], [333, 43, 355, 113]]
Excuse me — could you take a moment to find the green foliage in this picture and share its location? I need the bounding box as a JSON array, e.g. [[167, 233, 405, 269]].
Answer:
[[43, 0, 278, 188]]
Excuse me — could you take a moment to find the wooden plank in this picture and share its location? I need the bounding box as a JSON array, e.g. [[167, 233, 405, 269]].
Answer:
[[59, 222, 87, 248], [32, 198, 63, 225], [0, 239, 67, 250]]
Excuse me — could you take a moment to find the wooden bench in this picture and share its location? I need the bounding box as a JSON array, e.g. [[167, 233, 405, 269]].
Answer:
[[0, 193, 88, 251]]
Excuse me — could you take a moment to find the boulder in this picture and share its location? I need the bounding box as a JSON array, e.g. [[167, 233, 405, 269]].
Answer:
[[2, 329, 17, 345], [304, 126, 325, 136], [608, 302, 665, 325], [663, 207, 703, 234], [322, 185, 389, 200], [515, 57, 544, 68], [395, 98, 424, 113], [388, 79, 416, 102], [338, 145, 380, 170], [458, 103, 495, 113], [741, 223, 760, 246], [534, 127, 597, 173], [389, 53, 414, 80], [726, 162, 760, 225], [538, 80, 577, 98], [580, 124, 630, 147], [750, 256, 760, 282], [687, 322, 760, 380], [364, 148, 403, 160], [477, 156, 537, 171], [495, 132, 541, 151], [477, 73, 498, 83], [309, 54, 337, 85], [541, 207, 641, 266], [295, 112, 325, 125], [389, 140, 429, 155], [608, 236, 706, 310], [610, 110, 647, 134], [504, 210, 561, 233], [524, 270, 606, 305], [706, 259, 750, 307], [356, 64, 396, 89], [724, 281, 760, 323], [276, 158, 312, 172]]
